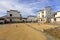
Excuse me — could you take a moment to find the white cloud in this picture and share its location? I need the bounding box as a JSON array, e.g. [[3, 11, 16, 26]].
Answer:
[[0, 0, 50, 17], [0, 0, 36, 17]]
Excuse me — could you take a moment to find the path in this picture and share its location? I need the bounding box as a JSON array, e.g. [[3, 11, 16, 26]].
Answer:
[[25, 23, 56, 40]]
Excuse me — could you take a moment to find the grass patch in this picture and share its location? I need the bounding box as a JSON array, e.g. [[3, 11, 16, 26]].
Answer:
[[44, 28, 60, 40]]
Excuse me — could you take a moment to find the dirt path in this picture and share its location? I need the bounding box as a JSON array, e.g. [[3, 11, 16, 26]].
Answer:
[[0, 23, 47, 40], [25, 23, 56, 40]]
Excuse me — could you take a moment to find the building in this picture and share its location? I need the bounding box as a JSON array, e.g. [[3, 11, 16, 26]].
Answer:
[[51, 11, 60, 24], [37, 6, 54, 23], [55, 11, 60, 22], [27, 16, 37, 23], [22, 18, 27, 23], [0, 10, 22, 23], [0, 17, 5, 24], [5, 10, 22, 23]]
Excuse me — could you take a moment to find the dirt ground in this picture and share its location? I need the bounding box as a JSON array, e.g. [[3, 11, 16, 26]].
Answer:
[[0, 23, 56, 40]]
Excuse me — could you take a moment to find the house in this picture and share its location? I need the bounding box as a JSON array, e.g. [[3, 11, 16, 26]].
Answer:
[[51, 11, 60, 23], [55, 11, 60, 22], [5, 10, 22, 23], [22, 18, 27, 23], [6, 10, 21, 22], [0, 10, 22, 23], [27, 16, 37, 23], [37, 6, 54, 23]]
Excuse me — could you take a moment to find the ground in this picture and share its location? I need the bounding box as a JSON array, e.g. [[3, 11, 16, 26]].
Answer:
[[44, 26, 60, 40], [0, 23, 57, 40]]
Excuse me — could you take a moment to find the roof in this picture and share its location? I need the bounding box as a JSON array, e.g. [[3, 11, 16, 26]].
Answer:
[[7, 10, 20, 13], [27, 15, 36, 18], [57, 11, 60, 12]]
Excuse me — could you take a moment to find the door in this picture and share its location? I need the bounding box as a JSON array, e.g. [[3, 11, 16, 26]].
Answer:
[[10, 19, 12, 22]]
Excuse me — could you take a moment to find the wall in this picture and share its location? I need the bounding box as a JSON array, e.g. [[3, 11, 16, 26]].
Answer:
[[55, 12, 60, 17], [55, 12, 60, 22], [56, 18, 60, 21], [27, 17, 37, 22], [7, 11, 21, 17]]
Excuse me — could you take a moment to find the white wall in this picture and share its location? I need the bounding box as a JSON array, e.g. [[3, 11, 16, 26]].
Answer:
[[37, 7, 53, 23], [12, 19, 21, 22], [37, 10, 46, 18], [6, 10, 22, 22], [51, 18, 54, 22], [56, 18, 60, 21], [7, 10, 21, 17], [55, 12, 60, 17], [55, 11, 60, 21], [27, 17, 37, 21], [0, 20, 5, 23]]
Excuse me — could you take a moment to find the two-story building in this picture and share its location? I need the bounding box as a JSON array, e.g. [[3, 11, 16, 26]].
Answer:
[[5, 10, 22, 23], [55, 11, 60, 22], [51, 11, 60, 24], [37, 6, 54, 23], [0, 10, 22, 23]]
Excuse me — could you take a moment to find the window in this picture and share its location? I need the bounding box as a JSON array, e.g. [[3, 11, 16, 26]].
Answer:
[[42, 11, 44, 13], [42, 15, 44, 17], [10, 19, 12, 22], [10, 14, 12, 16]]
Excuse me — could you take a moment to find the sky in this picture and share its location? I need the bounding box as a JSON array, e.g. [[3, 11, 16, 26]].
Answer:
[[0, 0, 60, 17]]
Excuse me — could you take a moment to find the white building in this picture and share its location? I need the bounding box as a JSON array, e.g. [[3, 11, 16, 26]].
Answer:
[[55, 11, 60, 22], [5, 10, 22, 23], [37, 6, 54, 23], [0, 10, 22, 22], [27, 16, 37, 22], [22, 18, 27, 22], [51, 11, 60, 24]]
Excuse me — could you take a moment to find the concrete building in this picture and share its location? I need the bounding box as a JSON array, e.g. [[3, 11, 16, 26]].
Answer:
[[37, 6, 54, 23], [5, 10, 22, 23], [27, 16, 37, 23], [55, 11, 60, 22], [50, 11, 60, 24], [22, 18, 27, 22], [0, 10, 22, 23]]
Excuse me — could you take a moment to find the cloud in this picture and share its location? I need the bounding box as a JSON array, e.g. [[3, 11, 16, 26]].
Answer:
[[0, 0, 60, 17], [0, 0, 36, 17], [0, 0, 49, 17]]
